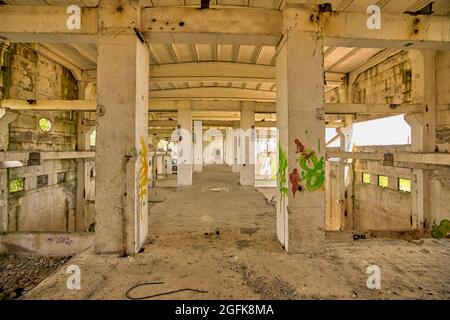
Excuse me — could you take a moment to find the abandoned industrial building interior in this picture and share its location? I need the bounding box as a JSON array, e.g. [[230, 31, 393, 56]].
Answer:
[[0, 0, 449, 302]]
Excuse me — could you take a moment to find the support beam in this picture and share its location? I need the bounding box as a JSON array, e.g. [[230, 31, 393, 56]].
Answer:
[[0, 5, 98, 43], [177, 101, 193, 186], [142, 7, 283, 46], [325, 103, 426, 115], [326, 151, 450, 167], [1, 5, 449, 49], [1, 99, 425, 115], [150, 62, 275, 83], [1, 99, 95, 111], [239, 102, 255, 186], [95, 1, 149, 255], [89, 62, 343, 86], [149, 120, 276, 128], [143, 6, 450, 49], [0, 151, 95, 162], [149, 87, 276, 102], [75, 81, 93, 232], [276, 9, 325, 253], [193, 120, 203, 172]]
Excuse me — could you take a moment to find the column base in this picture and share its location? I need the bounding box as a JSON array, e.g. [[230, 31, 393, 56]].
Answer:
[[177, 164, 193, 186], [239, 164, 255, 186]]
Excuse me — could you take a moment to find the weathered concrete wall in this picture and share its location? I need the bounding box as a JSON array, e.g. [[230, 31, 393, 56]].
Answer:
[[429, 168, 450, 230], [0, 232, 94, 256], [353, 145, 413, 231], [8, 160, 76, 232], [9, 110, 76, 152], [326, 50, 450, 236], [2, 44, 79, 233], [435, 52, 450, 153], [8, 44, 78, 100], [352, 51, 412, 104]]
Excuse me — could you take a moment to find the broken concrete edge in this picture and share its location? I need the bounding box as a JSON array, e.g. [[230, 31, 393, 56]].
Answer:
[[0, 232, 95, 257]]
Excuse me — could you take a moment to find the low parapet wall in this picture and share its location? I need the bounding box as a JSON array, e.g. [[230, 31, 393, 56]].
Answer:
[[0, 232, 94, 256]]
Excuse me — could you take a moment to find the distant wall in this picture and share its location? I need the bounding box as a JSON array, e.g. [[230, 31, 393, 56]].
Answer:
[[325, 50, 450, 236], [1, 43, 79, 233], [0, 232, 94, 257], [353, 145, 413, 231]]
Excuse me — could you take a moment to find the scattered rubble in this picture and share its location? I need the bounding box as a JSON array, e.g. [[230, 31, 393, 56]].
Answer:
[[233, 263, 298, 300], [0, 254, 71, 300]]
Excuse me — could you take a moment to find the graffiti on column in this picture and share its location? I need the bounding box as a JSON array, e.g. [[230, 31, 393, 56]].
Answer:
[[278, 144, 288, 197], [139, 136, 148, 220], [294, 138, 325, 192], [431, 219, 450, 238], [289, 168, 303, 197]]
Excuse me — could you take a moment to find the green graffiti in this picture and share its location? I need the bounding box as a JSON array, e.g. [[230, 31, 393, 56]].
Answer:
[[297, 149, 325, 192], [278, 144, 288, 196], [431, 219, 450, 239]]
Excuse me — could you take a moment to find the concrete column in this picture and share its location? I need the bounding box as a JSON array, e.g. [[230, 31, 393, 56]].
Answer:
[[75, 80, 91, 232], [95, 0, 149, 254], [0, 168, 7, 233], [225, 127, 234, 167], [405, 50, 437, 231], [276, 6, 325, 253], [337, 117, 353, 230], [232, 125, 240, 173], [0, 110, 17, 234], [239, 101, 255, 186], [177, 101, 193, 186], [193, 120, 203, 172]]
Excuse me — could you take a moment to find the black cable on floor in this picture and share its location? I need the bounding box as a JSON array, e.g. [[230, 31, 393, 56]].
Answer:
[[125, 281, 208, 300]]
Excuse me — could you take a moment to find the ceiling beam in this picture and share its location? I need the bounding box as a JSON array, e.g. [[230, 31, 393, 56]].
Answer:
[[1, 99, 426, 116], [150, 62, 275, 83], [1, 5, 449, 50], [149, 120, 276, 127], [86, 62, 344, 85], [142, 7, 283, 46], [0, 5, 97, 43], [148, 87, 277, 102]]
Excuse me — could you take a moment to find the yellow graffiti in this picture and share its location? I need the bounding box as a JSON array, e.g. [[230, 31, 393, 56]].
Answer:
[[139, 136, 148, 219]]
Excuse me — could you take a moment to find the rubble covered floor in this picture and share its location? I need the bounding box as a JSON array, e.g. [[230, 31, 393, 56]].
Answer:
[[23, 166, 450, 300]]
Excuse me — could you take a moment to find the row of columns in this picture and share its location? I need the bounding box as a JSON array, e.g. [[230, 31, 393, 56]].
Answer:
[[176, 101, 257, 187], [90, 1, 327, 255]]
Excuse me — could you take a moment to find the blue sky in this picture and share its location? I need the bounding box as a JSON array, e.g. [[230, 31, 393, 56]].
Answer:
[[326, 115, 411, 147]]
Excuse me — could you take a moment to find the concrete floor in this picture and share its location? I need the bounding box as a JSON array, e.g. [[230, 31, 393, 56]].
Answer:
[[24, 166, 450, 300]]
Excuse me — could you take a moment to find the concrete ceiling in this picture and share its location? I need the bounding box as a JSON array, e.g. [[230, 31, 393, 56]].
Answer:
[[4, 0, 449, 100]]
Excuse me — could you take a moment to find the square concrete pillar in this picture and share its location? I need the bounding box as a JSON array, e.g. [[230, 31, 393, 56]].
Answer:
[[177, 101, 193, 186], [193, 120, 203, 172], [95, 17, 149, 253], [333, 117, 354, 230], [75, 81, 92, 232], [405, 51, 437, 232], [276, 6, 325, 253], [239, 102, 255, 186], [232, 125, 240, 173], [225, 127, 235, 167]]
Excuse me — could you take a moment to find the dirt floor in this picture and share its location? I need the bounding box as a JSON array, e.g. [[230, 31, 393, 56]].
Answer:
[[23, 165, 450, 300]]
